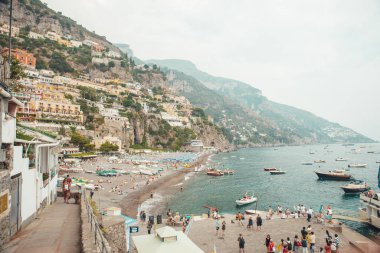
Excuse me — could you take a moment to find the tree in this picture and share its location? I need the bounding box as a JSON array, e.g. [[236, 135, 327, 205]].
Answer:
[[99, 141, 119, 153], [108, 61, 115, 68], [49, 52, 73, 74], [192, 108, 206, 119], [70, 131, 92, 152]]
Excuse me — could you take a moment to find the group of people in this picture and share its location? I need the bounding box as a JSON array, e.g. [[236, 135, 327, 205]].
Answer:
[[62, 174, 72, 203], [263, 226, 340, 253], [233, 212, 263, 230]]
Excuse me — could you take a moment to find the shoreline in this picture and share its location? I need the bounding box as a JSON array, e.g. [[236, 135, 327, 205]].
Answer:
[[120, 152, 213, 218]]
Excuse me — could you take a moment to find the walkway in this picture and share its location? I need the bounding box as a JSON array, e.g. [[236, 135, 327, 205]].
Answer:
[[1, 198, 81, 253]]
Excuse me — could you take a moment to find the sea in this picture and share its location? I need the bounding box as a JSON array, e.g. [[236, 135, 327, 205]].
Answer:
[[169, 143, 380, 240]]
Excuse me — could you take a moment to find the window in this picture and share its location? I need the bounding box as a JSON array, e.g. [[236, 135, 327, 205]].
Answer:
[[0, 191, 9, 215]]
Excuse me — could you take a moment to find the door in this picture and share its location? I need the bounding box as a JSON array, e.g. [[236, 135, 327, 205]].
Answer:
[[10, 173, 22, 237]]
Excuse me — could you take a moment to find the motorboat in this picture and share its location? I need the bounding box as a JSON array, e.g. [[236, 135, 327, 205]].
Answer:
[[264, 167, 278, 171], [301, 162, 313, 165], [236, 193, 257, 206], [348, 163, 367, 168], [223, 169, 235, 175], [341, 181, 370, 194], [314, 160, 326, 163], [336, 158, 348, 161], [245, 210, 256, 215], [207, 169, 223, 176], [315, 169, 352, 181], [270, 170, 286, 175]]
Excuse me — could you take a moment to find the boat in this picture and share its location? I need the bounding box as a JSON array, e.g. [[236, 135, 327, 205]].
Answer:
[[314, 160, 326, 163], [245, 210, 256, 215], [236, 193, 257, 206], [301, 162, 313, 165], [336, 158, 348, 161], [194, 167, 203, 172], [315, 170, 352, 181], [223, 169, 235, 175], [360, 191, 380, 229], [270, 170, 286, 175], [348, 164, 367, 168], [207, 169, 223, 176], [264, 167, 278, 171], [341, 181, 370, 194]]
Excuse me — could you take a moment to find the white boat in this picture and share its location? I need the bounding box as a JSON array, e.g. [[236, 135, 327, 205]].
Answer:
[[348, 163, 367, 168], [270, 170, 286, 175], [236, 193, 257, 206], [314, 160, 326, 163], [245, 210, 256, 215], [301, 162, 313, 165], [336, 158, 348, 161], [139, 169, 157, 176]]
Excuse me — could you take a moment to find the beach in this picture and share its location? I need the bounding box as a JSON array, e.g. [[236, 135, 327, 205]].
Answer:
[[60, 151, 212, 219]]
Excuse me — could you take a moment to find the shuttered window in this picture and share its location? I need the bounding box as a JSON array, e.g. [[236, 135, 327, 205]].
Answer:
[[0, 192, 9, 214]]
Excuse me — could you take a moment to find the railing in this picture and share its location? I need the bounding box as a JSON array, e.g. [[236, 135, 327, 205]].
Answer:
[[83, 189, 111, 253]]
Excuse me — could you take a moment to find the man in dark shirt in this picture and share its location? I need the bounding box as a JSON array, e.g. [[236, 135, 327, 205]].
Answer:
[[301, 227, 307, 237], [237, 233, 245, 253]]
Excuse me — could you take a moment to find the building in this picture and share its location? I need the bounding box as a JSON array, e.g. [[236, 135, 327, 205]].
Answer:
[[39, 69, 55, 78], [83, 39, 97, 47], [132, 226, 204, 253], [1, 48, 36, 68], [160, 112, 183, 127], [105, 50, 121, 59], [45, 31, 60, 41], [93, 135, 122, 152], [0, 24, 19, 37], [189, 140, 204, 152], [70, 40, 82, 48], [92, 43, 105, 52], [28, 31, 44, 40], [57, 38, 72, 47], [92, 57, 109, 65]]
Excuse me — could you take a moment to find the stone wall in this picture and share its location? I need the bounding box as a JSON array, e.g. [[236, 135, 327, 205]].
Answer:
[[102, 216, 126, 253], [0, 171, 10, 249]]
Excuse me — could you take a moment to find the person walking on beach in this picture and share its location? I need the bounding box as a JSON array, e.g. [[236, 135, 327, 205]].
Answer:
[[301, 236, 308, 253], [307, 207, 314, 222], [287, 237, 293, 252], [294, 235, 301, 253], [301, 227, 307, 238], [215, 218, 220, 236], [269, 239, 275, 253], [238, 212, 244, 227], [247, 216, 253, 230], [310, 232, 316, 253], [334, 234, 340, 253], [237, 234, 245, 253], [265, 234, 271, 253], [221, 220, 226, 238], [256, 214, 263, 231]]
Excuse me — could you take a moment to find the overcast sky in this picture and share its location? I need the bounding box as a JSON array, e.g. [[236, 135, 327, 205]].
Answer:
[[45, 0, 380, 141]]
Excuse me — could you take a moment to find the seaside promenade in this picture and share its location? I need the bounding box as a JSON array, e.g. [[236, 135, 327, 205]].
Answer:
[[1, 197, 81, 253]]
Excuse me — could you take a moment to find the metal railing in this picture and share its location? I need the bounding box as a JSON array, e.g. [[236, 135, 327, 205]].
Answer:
[[83, 189, 111, 253]]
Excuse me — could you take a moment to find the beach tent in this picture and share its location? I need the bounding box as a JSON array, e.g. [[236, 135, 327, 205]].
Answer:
[[132, 226, 204, 253]]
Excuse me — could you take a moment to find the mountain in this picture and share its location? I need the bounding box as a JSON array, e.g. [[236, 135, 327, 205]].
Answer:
[[147, 59, 374, 144]]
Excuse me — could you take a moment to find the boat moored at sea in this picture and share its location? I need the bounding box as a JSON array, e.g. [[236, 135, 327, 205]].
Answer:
[[348, 163, 367, 168], [341, 181, 370, 194], [207, 168, 223, 176], [270, 170, 286, 175], [315, 169, 352, 181], [223, 169, 235, 175], [336, 158, 348, 161], [314, 160, 326, 163], [264, 167, 278, 171], [301, 162, 313, 165], [236, 193, 257, 206]]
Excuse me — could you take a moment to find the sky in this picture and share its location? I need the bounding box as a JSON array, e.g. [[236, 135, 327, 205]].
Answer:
[[45, 0, 380, 141]]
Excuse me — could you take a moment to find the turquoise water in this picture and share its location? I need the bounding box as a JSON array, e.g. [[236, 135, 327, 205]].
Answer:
[[169, 143, 380, 238]]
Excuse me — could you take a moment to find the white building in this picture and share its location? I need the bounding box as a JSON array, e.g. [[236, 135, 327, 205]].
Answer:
[[39, 69, 55, 77], [83, 39, 97, 47], [160, 112, 183, 127], [92, 57, 109, 65], [24, 69, 39, 78], [28, 31, 45, 40], [45, 31, 61, 41], [105, 50, 121, 59], [70, 40, 82, 48], [0, 24, 19, 37]]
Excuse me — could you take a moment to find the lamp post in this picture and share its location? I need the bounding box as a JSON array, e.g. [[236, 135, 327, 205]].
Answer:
[[8, 0, 13, 68]]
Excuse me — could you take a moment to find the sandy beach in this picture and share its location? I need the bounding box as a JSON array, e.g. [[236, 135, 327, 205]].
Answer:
[[59, 151, 212, 219]]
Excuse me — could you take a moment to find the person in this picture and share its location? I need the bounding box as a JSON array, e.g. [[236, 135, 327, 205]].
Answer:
[[319, 247, 325, 253], [247, 216, 253, 230], [268, 206, 273, 219], [90, 190, 94, 199], [310, 232, 316, 253], [301, 236, 308, 253], [221, 220, 226, 238], [182, 222, 186, 233], [287, 237, 292, 252], [167, 209, 172, 217], [62, 177, 69, 203], [256, 214, 263, 231], [238, 234, 246, 253], [180, 186, 183, 192], [215, 218, 220, 236], [269, 239, 275, 253], [334, 234, 340, 253], [301, 227, 307, 238], [324, 241, 331, 253], [147, 221, 152, 234], [150, 191, 153, 198], [307, 207, 314, 222], [307, 225, 312, 233], [330, 241, 337, 253], [141, 211, 146, 224], [265, 234, 271, 253], [238, 212, 244, 226], [294, 235, 301, 253]]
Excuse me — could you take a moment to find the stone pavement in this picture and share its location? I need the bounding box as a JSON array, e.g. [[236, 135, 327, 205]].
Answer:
[[1, 197, 81, 253]]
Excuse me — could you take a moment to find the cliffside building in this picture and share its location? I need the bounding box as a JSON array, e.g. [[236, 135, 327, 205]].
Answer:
[[1, 48, 36, 69]]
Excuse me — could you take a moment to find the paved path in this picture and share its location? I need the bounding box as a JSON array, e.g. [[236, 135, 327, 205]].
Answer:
[[1, 198, 81, 253]]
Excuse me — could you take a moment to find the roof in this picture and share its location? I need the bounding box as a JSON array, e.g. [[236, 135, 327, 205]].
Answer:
[[132, 226, 204, 253]]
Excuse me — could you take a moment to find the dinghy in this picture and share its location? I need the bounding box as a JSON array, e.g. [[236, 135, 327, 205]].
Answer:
[[236, 193, 258, 206]]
